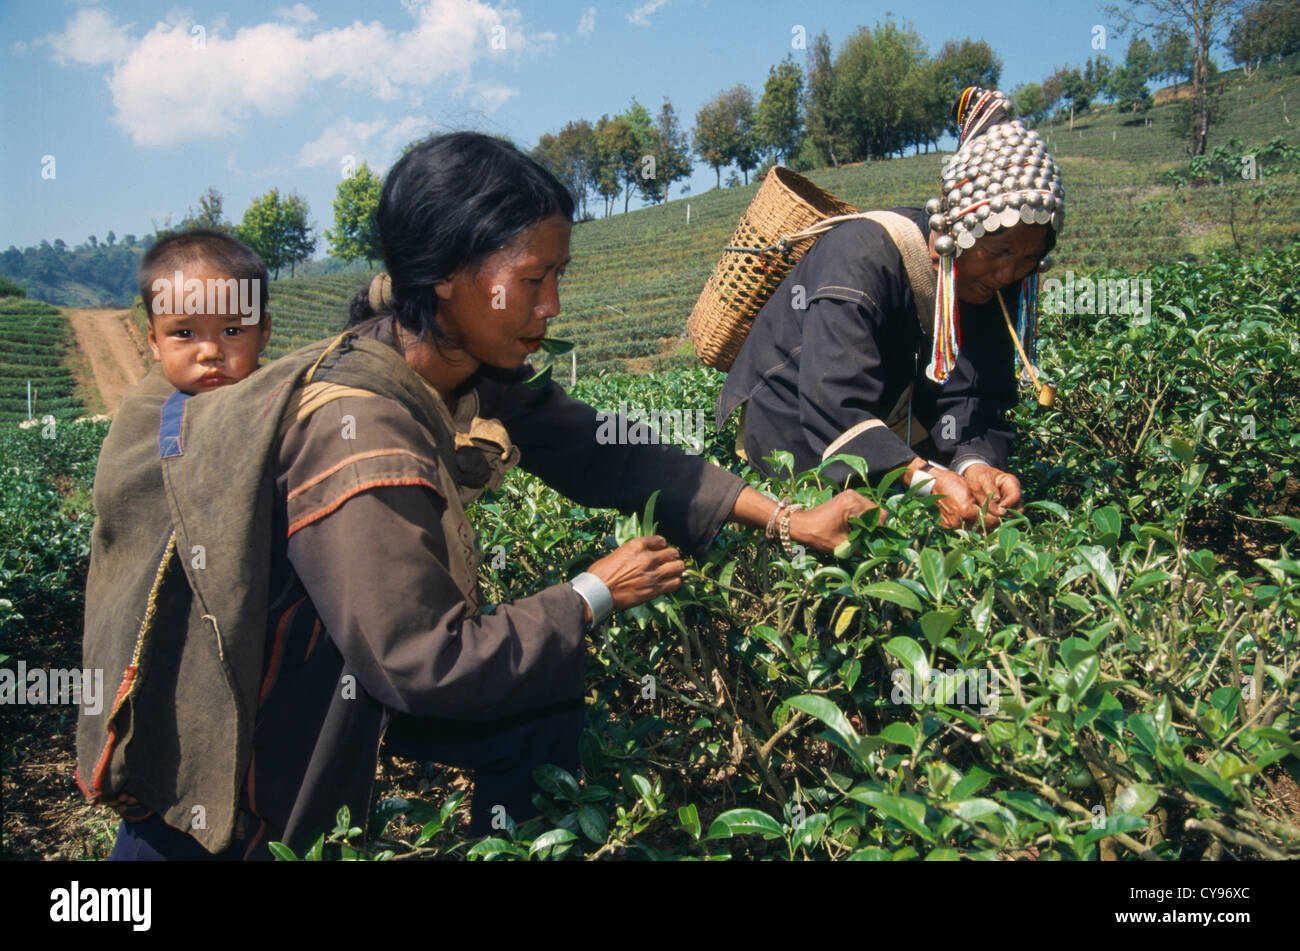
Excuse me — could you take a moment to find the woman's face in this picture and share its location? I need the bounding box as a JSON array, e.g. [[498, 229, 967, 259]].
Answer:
[[956, 223, 1050, 306], [433, 214, 572, 370]]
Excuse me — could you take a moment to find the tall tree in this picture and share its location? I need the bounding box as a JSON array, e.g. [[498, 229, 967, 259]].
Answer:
[[594, 112, 643, 214], [640, 98, 692, 204], [756, 56, 804, 165], [592, 113, 631, 213], [1153, 26, 1195, 82], [1228, 0, 1300, 66], [1108, 38, 1156, 114], [693, 92, 738, 188], [721, 85, 760, 183], [325, 163, 382, 267], [281, 192, 317, 278], [236, 188, 316, 280], [832, 22, 931, 160], [533, 120, 597, 218], [802, 31, 848, 168], [1085, 55, 1115, 101], [181, 187, 230, 232], [1012, 82, 1051, 124], [1106, 0, 1247, 154], [927, 39, 1003, 147]]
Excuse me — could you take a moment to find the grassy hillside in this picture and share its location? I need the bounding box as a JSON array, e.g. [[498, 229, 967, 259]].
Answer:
[[258, 69, 1300, 379]]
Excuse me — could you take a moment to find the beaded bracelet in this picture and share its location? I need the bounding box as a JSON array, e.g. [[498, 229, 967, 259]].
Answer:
[[779, 503, 804, 557], [766, 497, 792, 539]]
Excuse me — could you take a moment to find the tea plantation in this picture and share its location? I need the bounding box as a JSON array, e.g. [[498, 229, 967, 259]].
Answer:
[[3, 246, 1297, 861], [0, 300, 80, 423], [237, 69, 1300, 379]]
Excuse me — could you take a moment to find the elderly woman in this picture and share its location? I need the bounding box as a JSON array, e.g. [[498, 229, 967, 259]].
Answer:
[[78, 131, 874, 860], [716, 88, 1063, 529]]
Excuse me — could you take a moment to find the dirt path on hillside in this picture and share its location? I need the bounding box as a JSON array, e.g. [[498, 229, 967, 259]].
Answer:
[[65, 308, 149, 415]]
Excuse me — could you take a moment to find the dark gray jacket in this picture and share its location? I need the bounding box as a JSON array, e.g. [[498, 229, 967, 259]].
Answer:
[[716, 208, 1018, 487]]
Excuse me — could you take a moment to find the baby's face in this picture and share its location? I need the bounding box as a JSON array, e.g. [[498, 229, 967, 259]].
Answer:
[[146, 265, 270, 394]]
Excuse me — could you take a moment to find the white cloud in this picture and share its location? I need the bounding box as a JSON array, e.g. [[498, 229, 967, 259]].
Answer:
[[274, 4, 318, 25], [468, 81, 518, 114], [43, 8, 132, 66], [627, 0, 668, 27], [295, 115, 440, 171], [42, 2, 540, 148], [577, 7, 596, 35], [296, 119, 388, 169]]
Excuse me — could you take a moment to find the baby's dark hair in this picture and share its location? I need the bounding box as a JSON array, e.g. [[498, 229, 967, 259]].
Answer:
[[347, 132, 575, 343], [138, 229, 270, 322]]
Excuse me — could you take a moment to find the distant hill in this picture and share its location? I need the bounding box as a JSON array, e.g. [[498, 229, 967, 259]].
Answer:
[[0, 234, 370, 310]]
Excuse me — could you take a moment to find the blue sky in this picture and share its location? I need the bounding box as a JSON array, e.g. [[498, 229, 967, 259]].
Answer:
[[2, 0, 1130, 252]]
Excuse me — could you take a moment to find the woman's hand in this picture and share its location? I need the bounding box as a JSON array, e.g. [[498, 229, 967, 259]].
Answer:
[[907, 458, 982, 528], [788, 490, 882, 553], [961, 463, 1023, 523], [588, 535, 686, 610]]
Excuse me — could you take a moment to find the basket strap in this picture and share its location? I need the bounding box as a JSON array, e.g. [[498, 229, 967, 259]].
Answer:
[[780, 211, 936, 338]]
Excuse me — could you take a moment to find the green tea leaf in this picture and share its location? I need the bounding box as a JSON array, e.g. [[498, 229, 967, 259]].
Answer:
[[861, 581, 923, 612], [705, 808, 784, 840]]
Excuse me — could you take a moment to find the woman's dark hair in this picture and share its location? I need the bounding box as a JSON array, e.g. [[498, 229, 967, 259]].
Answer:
[[348, 132, 575, 341]]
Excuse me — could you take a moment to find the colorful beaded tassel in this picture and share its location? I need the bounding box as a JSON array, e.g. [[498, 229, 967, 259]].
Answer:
[[926, 252, 959, 383], [1015, 271, 1040, 380]]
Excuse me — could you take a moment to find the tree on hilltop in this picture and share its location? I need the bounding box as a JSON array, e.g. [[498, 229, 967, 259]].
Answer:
[[1106, 0, 1247, 154], [236, 188, 317, 279], [326, 164, 382, 268]]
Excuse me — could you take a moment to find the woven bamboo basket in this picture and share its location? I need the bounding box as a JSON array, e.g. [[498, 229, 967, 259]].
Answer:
[[687, 166, 858, 371]]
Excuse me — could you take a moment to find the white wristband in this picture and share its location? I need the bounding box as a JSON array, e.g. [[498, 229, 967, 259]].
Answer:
[[910, 461, 949, 496], [569, 571, 614, 630], [953, 456, 988, 476]]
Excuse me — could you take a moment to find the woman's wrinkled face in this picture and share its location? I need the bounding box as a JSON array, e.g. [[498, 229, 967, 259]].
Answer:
[[956, 223, 1050, 306], [432, 215, 571, 370]]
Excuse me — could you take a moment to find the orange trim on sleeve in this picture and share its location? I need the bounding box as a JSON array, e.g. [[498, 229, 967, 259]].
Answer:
[[287, 477, 445, 537], [286, 448, 443, 501], [259, 596, 306, 706]]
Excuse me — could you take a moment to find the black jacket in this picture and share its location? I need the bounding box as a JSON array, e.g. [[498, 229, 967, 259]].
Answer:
[[715, 208, 1019, 487]]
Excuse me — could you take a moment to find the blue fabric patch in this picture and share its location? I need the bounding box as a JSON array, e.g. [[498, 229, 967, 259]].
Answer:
[[159, 389, 193, 459]]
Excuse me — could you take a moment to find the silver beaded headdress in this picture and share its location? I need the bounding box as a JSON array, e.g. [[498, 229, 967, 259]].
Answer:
[[922, 87, 1065, 383]]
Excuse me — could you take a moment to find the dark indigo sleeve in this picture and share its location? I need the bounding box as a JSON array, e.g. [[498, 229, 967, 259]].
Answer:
[[795, 295, 919, 485], [479, 373, 745, 558]]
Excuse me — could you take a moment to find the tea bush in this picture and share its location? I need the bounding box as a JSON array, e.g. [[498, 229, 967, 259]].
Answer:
[[437, 245, 1300, 861], [3, 248, 1297, 861]]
